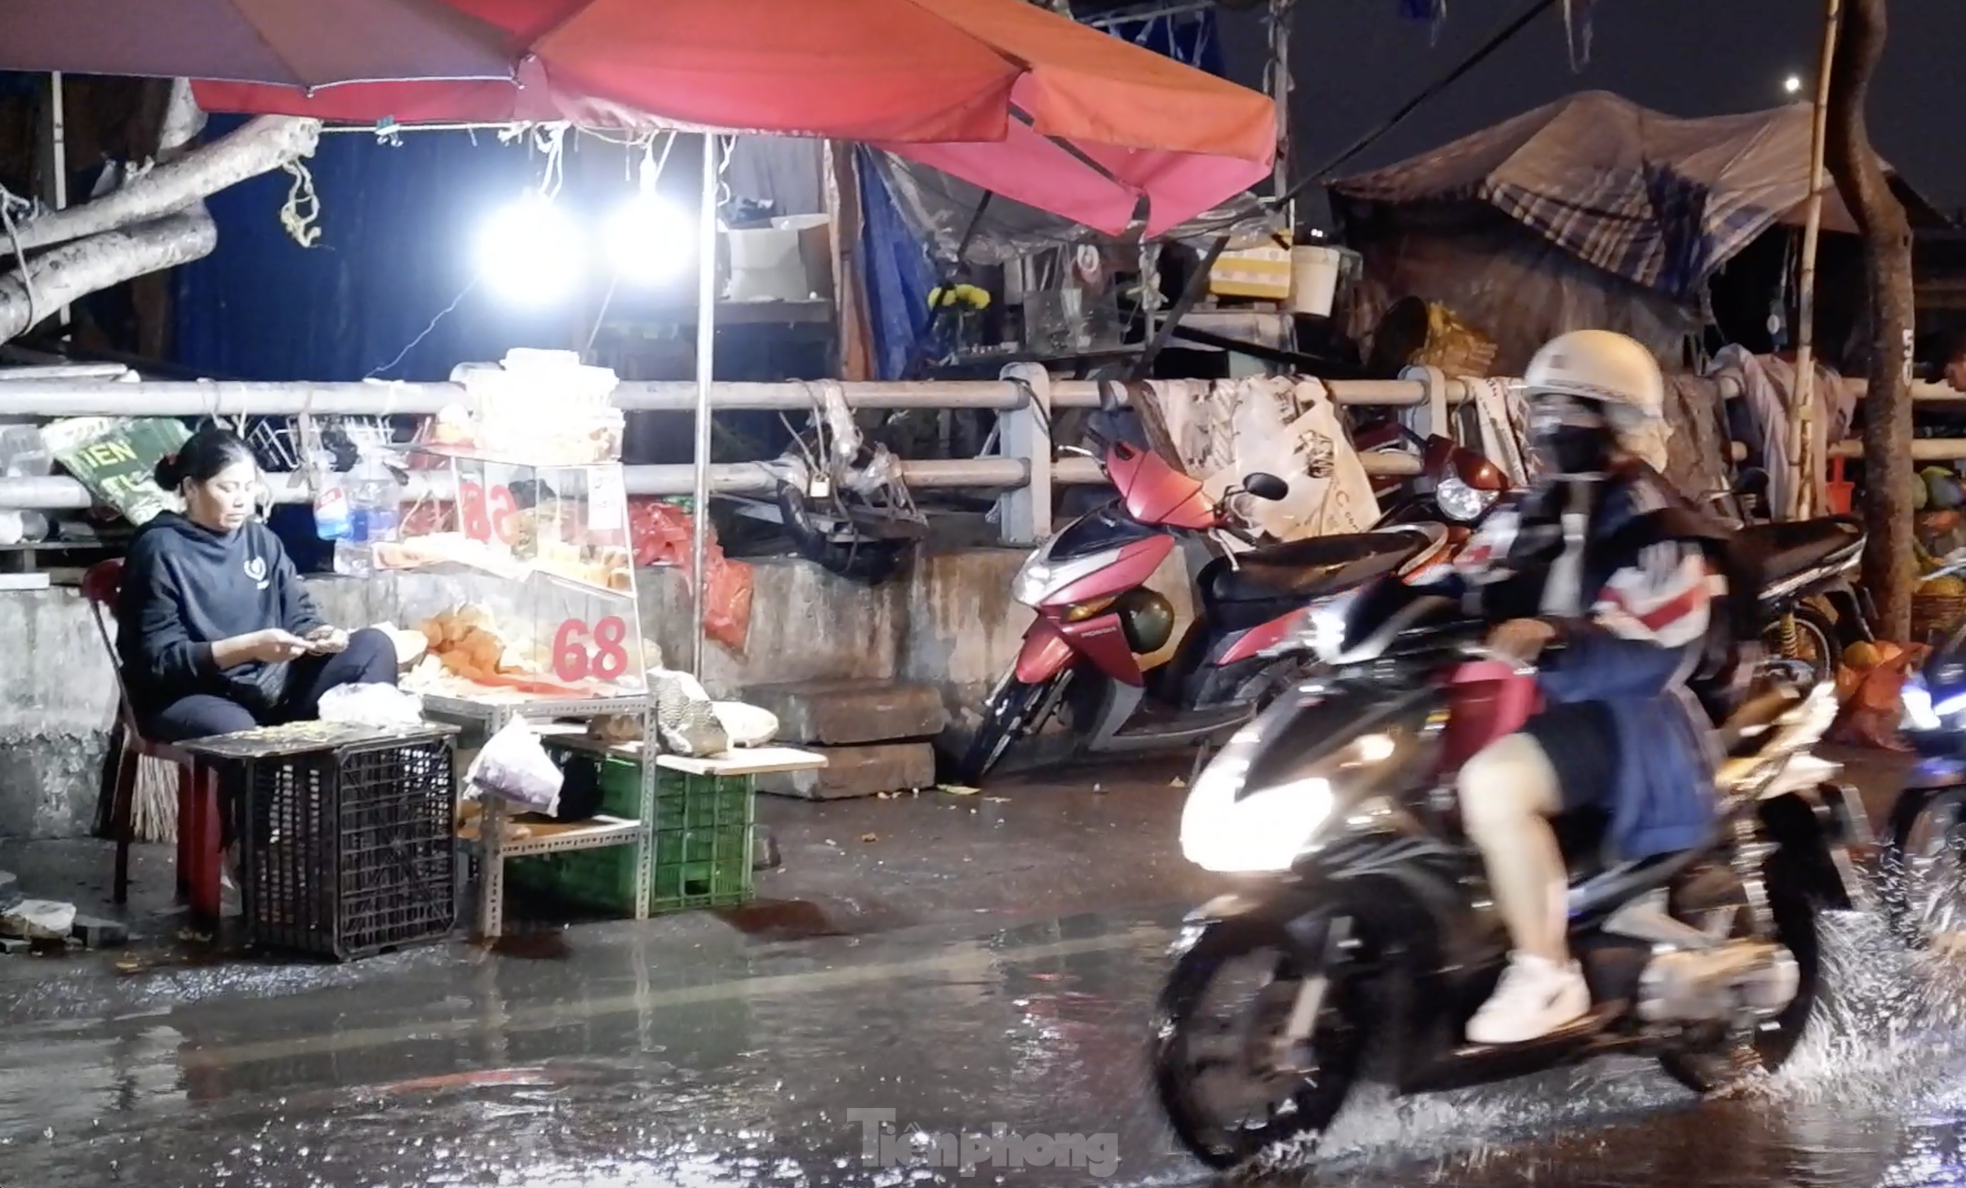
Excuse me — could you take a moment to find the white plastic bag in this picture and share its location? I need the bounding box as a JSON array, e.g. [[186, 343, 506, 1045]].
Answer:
[[466, 718, 563, 816], [711, 701, 779, 747], [318, 682, 424, 727]]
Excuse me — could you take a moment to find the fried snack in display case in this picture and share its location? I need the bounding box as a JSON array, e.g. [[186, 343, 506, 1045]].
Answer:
[[380, 454, 634, 594], [405, 570, 649, 700]]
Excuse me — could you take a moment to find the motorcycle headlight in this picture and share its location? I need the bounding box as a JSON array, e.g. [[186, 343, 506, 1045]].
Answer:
[[1436, 476, 1498, 523], [1307, 589, 1357, 665], [1178, 731, 1396, 874], [1904, 676, 1966, 732], [1182, 769, 1334, 874], [1903, 680, 1941, 733], [1011, 549, 1118, 607]]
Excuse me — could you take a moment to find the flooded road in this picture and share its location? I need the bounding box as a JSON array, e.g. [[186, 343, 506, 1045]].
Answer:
[[4, 901, 1966, 1187], [2, 752, 1964, 1186]]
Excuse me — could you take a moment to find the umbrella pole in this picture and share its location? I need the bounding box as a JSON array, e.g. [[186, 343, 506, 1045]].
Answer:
[[690, 131, 719, 677], [1788, 0, 1841, 520]]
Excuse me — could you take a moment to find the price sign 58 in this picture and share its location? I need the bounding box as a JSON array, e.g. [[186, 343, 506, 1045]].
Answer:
[[459, 479, 518, 545], [554, 616, 631, 683]]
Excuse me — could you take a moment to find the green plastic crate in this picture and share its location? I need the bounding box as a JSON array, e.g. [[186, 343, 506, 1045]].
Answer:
[[507, 747, 755, 915]]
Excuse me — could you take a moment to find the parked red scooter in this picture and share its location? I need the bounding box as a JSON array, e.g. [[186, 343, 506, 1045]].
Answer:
[[960, 421, 1508, 783]]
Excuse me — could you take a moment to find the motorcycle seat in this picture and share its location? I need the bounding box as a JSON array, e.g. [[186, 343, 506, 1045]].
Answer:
[[1717, 681, 1805, 757], [1738, 516, 1863, 585], [1204, 531, 1427, 604]]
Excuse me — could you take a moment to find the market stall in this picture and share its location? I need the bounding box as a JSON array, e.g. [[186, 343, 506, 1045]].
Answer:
[[360, 351, 704, 941], [189, 0, 1279, 673]]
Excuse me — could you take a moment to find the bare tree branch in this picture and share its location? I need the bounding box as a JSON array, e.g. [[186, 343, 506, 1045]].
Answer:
[[9, 114, 318, 253], [0, 211, 217, 342]]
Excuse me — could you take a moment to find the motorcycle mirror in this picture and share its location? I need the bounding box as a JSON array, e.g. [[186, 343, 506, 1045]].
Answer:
[[1736, 467, 1770, 498], [1097, 380, 1122, 414], [1243, 472, 1290, 502]]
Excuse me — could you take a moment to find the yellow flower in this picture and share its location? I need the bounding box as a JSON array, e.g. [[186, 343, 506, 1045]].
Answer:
[[928, 283, 991, 311]]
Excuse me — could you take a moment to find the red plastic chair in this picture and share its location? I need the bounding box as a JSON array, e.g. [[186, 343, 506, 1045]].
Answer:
[[83, 560, 223, 921]]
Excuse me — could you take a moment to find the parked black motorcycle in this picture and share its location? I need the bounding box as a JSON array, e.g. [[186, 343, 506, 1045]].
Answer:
[[1151, 578, 1867, 1170], [1698, 468, 1872, 686]]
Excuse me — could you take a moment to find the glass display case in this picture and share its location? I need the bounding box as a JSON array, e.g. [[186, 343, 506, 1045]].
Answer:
[[379, 451, 648, 700]]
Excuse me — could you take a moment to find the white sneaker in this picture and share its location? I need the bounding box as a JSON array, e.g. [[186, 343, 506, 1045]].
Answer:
[[1466, 953, 1591, 1045]]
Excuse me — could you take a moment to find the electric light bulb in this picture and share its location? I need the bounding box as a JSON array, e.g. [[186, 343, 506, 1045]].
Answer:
[[478, 193, 583, 304], [605, 194, 694, 286]]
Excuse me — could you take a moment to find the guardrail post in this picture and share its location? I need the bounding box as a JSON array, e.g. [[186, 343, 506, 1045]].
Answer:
[[1398, 364, 1450, 437], [997, 363, 1052, 545]]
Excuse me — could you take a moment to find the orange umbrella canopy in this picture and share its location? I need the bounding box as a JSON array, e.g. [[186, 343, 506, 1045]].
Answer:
[[195, 0, 1276, 234]]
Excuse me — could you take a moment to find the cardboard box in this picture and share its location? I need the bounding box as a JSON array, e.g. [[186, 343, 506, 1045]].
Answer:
[[726, 215, 833, 303]]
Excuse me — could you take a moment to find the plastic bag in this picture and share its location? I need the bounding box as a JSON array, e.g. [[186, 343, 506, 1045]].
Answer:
[[1828, 643, 1929, 751], [466, 718, 564, 815], [712, 701, 779, 747], [628, 499, 755, 652], [318, 682, 424, 727]]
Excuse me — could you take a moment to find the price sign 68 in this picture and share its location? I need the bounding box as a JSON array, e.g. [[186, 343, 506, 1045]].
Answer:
[[459, 478, 518, 545], [553, 615, 632, 683]]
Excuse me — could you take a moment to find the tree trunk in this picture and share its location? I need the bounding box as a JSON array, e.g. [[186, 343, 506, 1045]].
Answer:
[[1824, 0, 1916, 639]]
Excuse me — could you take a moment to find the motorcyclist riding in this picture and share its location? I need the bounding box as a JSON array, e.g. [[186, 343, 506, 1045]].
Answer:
[[1428, 329, 1732, 1044]]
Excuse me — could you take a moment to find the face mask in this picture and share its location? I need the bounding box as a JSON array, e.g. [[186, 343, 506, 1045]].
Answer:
[[1527, 393, 1615, 477]]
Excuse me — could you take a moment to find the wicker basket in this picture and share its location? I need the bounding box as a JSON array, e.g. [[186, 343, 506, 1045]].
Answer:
[[1911, 591, 1966, 646]]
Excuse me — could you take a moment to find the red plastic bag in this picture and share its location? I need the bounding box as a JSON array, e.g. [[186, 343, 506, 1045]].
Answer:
[[628, 498, 753, 652], [628, 498, 694, 568]]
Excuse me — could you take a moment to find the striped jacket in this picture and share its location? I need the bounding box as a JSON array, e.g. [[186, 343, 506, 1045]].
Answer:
[[1435, 463, 1723, 860]]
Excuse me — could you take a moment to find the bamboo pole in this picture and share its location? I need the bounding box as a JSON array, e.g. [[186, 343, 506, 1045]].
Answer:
[[1787, 0, 1841, 520]]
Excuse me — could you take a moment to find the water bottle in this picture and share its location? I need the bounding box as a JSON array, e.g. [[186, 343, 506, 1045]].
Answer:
[[352, 456, 401, 543], [314, 453, 352, 542]]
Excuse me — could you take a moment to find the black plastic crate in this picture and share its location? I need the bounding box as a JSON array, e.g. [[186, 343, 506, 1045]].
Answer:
[[235, 731, 459, 960]]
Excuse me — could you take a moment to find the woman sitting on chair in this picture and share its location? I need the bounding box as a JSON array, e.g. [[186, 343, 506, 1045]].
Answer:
[[115, 427, 399, 744]]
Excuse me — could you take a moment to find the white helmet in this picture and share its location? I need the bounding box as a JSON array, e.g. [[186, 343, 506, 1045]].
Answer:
[[1521, 330, 1667, 474], [1522, 329, 1664, 433]]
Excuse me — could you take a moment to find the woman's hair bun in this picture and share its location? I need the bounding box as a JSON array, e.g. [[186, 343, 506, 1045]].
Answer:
[[152, 429, 254, 492], [153, 452, 184, 491]]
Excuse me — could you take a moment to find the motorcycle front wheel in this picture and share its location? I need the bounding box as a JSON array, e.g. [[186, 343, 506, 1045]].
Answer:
[[955, 674, 1055, 785], [1657, 853, 1821, 1093], [1882, 785, 1966, 952], [1150, 918, 1363, 1170]]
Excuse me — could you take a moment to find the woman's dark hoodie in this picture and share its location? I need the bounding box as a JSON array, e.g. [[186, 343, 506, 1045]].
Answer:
[[115, 511, 324, 719]]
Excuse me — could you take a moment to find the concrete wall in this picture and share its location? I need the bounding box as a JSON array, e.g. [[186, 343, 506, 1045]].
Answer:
[[0, 546, 1199, 839]]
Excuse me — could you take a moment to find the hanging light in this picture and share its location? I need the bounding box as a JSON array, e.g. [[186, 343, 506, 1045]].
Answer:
[[606, 141, 695, 286], [477, 190, 584, 304]]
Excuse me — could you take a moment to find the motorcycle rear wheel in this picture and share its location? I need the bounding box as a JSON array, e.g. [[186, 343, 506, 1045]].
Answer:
[[1758, 604, 1838, 689], [1150, 918, 1363, 1170], [1656, 854, 1821, 1094]]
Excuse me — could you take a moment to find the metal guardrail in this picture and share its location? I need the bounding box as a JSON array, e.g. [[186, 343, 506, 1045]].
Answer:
[[0, 367, 1960, 543], [0, 369, 1477, 543]]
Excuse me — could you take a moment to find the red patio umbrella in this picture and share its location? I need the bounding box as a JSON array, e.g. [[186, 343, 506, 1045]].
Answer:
[[192, 0, 1275, 235], [0, 0, 515, 89]]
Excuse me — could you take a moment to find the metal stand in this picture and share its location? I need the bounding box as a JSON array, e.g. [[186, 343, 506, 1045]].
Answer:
[[422, 691, 656, 941]]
